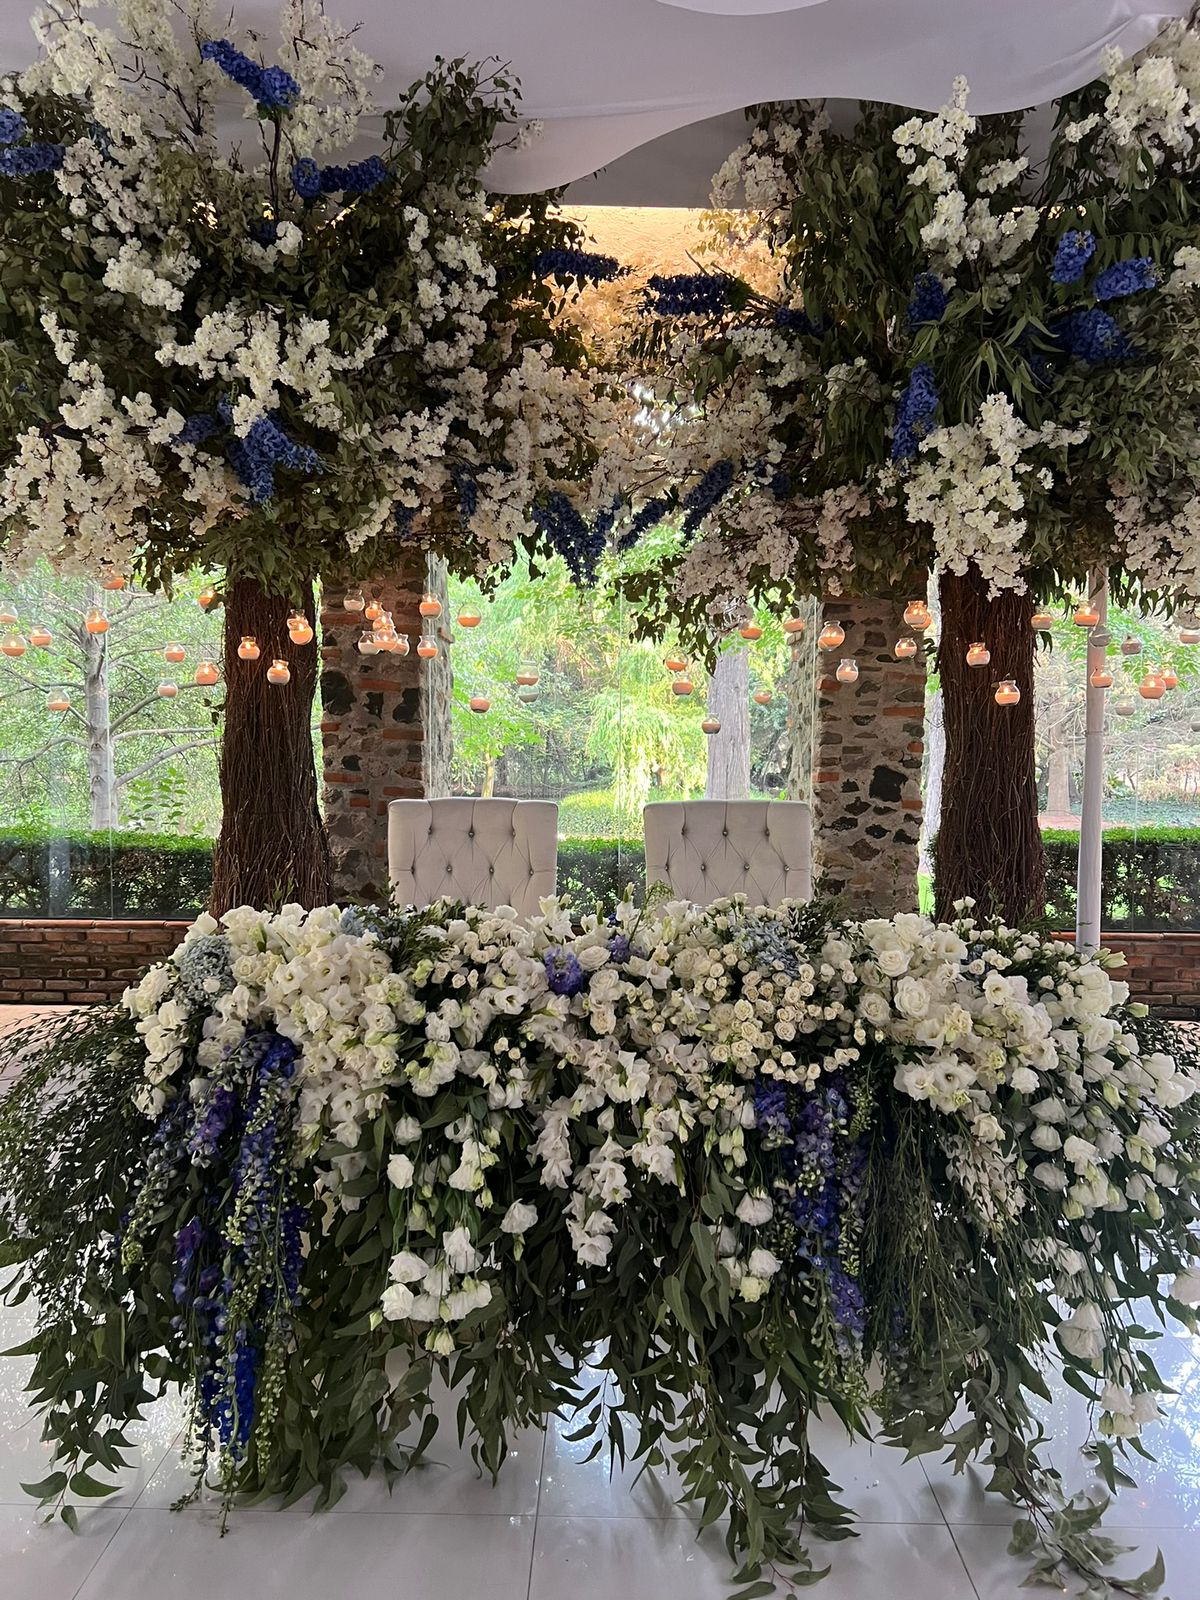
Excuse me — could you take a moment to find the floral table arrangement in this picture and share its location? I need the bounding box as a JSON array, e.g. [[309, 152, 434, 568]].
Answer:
[[2, 894, 1198, 1596]]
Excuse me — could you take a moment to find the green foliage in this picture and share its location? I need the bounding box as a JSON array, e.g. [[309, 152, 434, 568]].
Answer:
[[0, 826, 211, 916], [1042, 827, 1200, 930], [557, 836, 645, 913]]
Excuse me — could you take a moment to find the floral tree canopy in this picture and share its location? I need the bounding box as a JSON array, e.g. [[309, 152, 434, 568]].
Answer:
[[0, 0, 626, 598], [620, 21, 1200, 641]]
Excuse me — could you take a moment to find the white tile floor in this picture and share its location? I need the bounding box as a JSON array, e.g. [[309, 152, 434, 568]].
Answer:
[[2, 1291, 1198, 1599]]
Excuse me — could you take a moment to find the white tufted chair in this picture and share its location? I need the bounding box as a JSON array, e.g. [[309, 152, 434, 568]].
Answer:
[[643, 800, 813, 908], [387, 798, 558, 919]]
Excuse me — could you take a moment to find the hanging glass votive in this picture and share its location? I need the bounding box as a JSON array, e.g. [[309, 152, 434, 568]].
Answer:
[[102, 574, 126, 592], [1089, 665, 1114, 689], [237, 636, 260, 660], [664, 653, 687, 673], [457, 607, 482, 629], [46, 689, 71, 712], [1, 632, 27, 658], [364, 599, 384, 622], [418, 594, 442, 618], [468, 694, 491, 714], [194, 660, 220, 686], [157, 679, 178, 699], [994, 679, 1021, 705], [1180, 626, 1200, 645], [163, 642, 186, 665], [416, 637, 438, 659], [287, 611, 314, 645], [516, 664, 540, 687], [1120, 635, 1142, 656], [671, 677, 694, 696], [518, 687, 539, 704], [1072, 600, 1100, 628], [701, 716, 721, 734], [29, 624, 51, 648], [738, 621, 763, 641], [344, 591, 366, 613], [893, 636, 919, 660], [266, 659, 291, 685], [197, 584, 219, 610], [965, 641, 990, 668], [817, 621, 846, 650], [835, 658, 860, 684], [1138, 671, 1166, 700], [1030, 609, 1054, 630], [753, 688, 773, 704], [357, 631, 380, 656], [85, 608, 109, 635], [782, 616, 806, 635], [903, 599, 931, 631], [1112, 695, 1137, 717], [0, 604, 17, 626]]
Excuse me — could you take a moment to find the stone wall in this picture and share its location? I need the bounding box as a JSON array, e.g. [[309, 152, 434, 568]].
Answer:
[[320, 556, 429, 904], [812, 597, 926, 915]]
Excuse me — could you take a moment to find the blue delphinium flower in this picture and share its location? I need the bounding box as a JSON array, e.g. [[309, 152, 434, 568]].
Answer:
[[0, 141, 64, 176], [533, 492, 606, 585], [906, 272, 947, 328], [316, 155, 388, 196], [226, 413, 322, 503], [772, 306, 817, 333], [544, 948, 587, 997], [1093, 257, 1157, 301], [645, 272, 732, 317], [291, 157, 321, 200], [201, 40, 299, 111], [618, 495, 670, 552], [250, 217, 279, 246], [533, 247, 620, 283], [450, 463, 478, 521], [177, 412, 219, 446], [393, 504, 415, 541], [0, 107, 26, 146], [680, 459, 735, 535], [607, 931, 632, 964], [1054, 308, 1133, 363], [1051, 229, 1096, 285], [891, 362, 939, 462]]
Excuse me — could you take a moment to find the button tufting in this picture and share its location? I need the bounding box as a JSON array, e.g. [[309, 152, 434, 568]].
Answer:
[[489, 865, 495, 875], [722, 826, 728, 836], [468, 827, 475, 838], [446, 862, 453, 873]]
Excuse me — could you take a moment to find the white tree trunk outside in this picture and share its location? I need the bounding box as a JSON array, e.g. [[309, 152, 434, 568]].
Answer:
[[705, 649, 750, 800], [83, 591, 118, 830]]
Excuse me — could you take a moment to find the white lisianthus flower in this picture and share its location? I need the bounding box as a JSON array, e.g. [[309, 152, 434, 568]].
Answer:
[[747, 1247, 781, 1279], [381, 1283, 416, 1320], [394, 1116, 423, 1143], [386, 1153, 415, 1189], [1057, 1303, 1104, 1362], [736, 1192, 773, 1225], [443, 1227, 480, 1274], [738, 1274, 769, 1303], [1033, 1162, 1069, 1191], [1170, 1266, 1200, 1305], [501, 1200, 538, 1235], [388, 1251, 429, 1284]]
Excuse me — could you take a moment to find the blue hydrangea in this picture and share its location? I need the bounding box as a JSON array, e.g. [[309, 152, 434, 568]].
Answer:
[[533, 247, 620, 283], [1093, 257, 1157, 301], [291, 157, 321, 200], [680, 459, 735, 535], [544, 948, 587, 997], [0, 107, 26, 146], [292, 154, 388, 199], [644, 272, 731, 317], [226, 412, 322, 503], [0, 141, 64, 177], [177, 412, 219, 446], [890, 362, 939, 462], [1051, 229, 1096, 285], [201, 40, 299, 111], [906, 272, 947, 328], [1054, 308, 1133, 364]]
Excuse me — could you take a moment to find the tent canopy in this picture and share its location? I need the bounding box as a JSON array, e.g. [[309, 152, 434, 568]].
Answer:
[[0, 1, 1185, 199]]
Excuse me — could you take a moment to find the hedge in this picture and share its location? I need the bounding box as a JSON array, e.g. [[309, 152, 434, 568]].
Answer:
[[0, 828, 212, 918], [1042, 826, 1200, 932], [557, 837, 646, 913]]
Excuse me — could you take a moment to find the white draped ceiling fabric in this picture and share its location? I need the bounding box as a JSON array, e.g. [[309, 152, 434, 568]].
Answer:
[[0, 1, 1189, 197]]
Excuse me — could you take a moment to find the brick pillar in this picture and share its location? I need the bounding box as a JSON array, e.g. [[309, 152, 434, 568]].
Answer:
[[812, 597, 925, 915], [320, 556, 431, 904]]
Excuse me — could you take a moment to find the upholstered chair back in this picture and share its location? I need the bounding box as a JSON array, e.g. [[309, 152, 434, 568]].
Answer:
[[387, 798, 558, 918], [643, 800, 813, 908]]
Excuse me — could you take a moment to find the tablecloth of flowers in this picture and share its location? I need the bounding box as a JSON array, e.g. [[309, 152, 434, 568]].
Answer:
[[2, 894, 1198, 1595]]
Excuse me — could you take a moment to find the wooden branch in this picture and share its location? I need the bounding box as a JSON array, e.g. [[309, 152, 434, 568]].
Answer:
[[115, 738, 219, 789]]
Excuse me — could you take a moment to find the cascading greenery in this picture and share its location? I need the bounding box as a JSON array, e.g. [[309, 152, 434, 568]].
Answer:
[[2, 897, 1199, 1596]]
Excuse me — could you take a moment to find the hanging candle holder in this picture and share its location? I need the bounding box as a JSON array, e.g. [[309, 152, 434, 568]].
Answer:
[[903, 599, 932, 631], [515, 664, 540, 687], [835, 658, 860, 684], [753, 688, 773, 705], [664, 652, 688, 674], [197, 584, 219, 611], [1089, 666, 1114, 689], [738, 621, 763, 642], [1030, 609, 1054, 631], [157, 679, 178, 699], [85, 608, 110, 635], [1162, 668, 1180, 690], [0, 604, 17, 626], [194, 660, 220, 687], [395, 634, 410, 657], [357, 630, 380, 656], [163, 642, 186, 665], [1180, 626, 1200, 645], [671, 676, 694, 697], [994, 679, 1021, 706], [701, 716, 721, 734], [1, 632, 27, 658], [817, 620, 846, 650], [237, 636, 260, 660], [468, 694, 491, 714], [1138, 671, 1165, 700], [782, 616, 806, 636], [266, 659, 291, 685], [287, 611, 314, 645], [965, 641, 990, 668], [46, 689, 71, 713], [29, 624, 51, 648], [416, 637, 438, 659], [518, 686, 539, 704], [344, 591, 366, 613], [1112, 695, 1137, 717], [418, 593, 442, 619], [101, 574, 126, 592], [364, 598, 384, 623], [457, 607, 482, 629], [894, 635, 919, 659], [1072, 599, 1100, 628], [1120, 635, 1142, 656]]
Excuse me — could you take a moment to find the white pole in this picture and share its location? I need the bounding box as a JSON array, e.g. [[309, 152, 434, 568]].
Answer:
[[1076, 568, 1108, 953]]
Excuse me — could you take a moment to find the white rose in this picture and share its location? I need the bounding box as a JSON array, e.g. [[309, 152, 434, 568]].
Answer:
[[747, 1247, 781, 1279], [894, 977, 930, 1019], [972, 1113, 1003, 1143], [738, 1274, 768, 1303], [501, 1201, 538, 1235], [387, 1153, 415, 1189], [876, 946, 910, 978]]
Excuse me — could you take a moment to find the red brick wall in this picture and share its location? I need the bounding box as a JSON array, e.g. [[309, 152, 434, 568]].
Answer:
[[1053, 932, 1200, 1019], [0, 919, 189, 1004]]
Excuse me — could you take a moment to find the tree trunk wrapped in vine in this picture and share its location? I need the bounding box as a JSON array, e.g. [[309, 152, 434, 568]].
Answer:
[[209, 579, 329, 913], [935, 567, 1044, 924]]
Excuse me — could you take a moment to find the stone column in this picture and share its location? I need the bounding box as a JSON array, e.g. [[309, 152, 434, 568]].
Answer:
[[812, 597, 925, 916], [320, 556, 432, 905]]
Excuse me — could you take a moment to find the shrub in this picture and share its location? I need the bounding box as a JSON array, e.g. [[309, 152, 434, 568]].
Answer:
[[1042, 826, 1200, 931], [557, 837, 645, 913], [0, 827, 212, 918]]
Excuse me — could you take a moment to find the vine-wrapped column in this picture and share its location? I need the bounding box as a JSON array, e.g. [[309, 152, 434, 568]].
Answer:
[[812, 597, 925, 914], [319, 556, 434, 905]]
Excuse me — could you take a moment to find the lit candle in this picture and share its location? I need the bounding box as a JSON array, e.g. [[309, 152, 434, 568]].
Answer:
[[102, 574, 126, 592], [468, 694, 491, 714], [418, 594, 443, 618], [457, 608, 482, 629], [664, 653, 687, 673], [85, 608, 110, 635], [1, 632, 27, 658], [903, 599, 931, 631], [194, 660, 220, 686], [893, 636, 919, 659], [994, 679, 1021, 705], [966, 641, 990, 668], [416, 638, 438, 659], [163, 642, 186, 664], [237, 636, 260, 660], [29, 625, 51, 648], [753, 688, 772, 704], [395, 634, 410, 657], [1138, 671, 1165, 700], [1073, 600, 1100, 628], [701, 716, 721, 734], [516, 665, 540, 687], [817, 621, 846, 650], [197, 585, 219, 610], [289, 618, 314, 645], [364, 599, 384, 622], [157, 679, 178, 699], [1030, 609, 1054, 630], [835, 658, 860, 684], [1120, 635, 1142, 656], [782, 616, 806, 635], [266, 659, 291, 685], [672, 677, 694, 696], [46, 690, 71, 712], [1089, 666, 1113, 689], [1162, 668, 1179, 690], [738, 622, 763, 641]]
